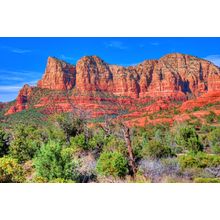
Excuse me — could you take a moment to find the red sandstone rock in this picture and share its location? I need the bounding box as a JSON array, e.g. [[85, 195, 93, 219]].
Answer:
[[37, 56, 76, 90], [4, 53, 220, 121], [5, 84, 33, 115], [180, 91, 220, 112], [74, 53, 220, 100]]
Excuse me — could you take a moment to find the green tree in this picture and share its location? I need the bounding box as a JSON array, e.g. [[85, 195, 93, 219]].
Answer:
[[96, 151, 129, 177], [55, 113, 85, 143], [208, 127, 220, 154], [154, 129, 164, 143], [88, 130, 106, 150], [142, 140, 174, 159], [70, 133, 88, 150], [178, 152, 220, 169], [175, 126, 203, 153], [34, 140, 79, 181], [0, 156, 25, 183], [103, 135, 127, 155], [0, 129, 10, 157], [9, 124, 44, 163], [70, 130, 107, 152]]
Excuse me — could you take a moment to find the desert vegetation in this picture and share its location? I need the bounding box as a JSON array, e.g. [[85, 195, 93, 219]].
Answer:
[[0, 109, 220, 183]]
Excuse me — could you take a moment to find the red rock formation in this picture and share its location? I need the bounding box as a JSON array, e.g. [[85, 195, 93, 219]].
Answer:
[[208, 72, 220, 91], [5, 53, 220, 120], [38, 57, 76, 90], [75, 53, 220, 99], [180, 91, 220, 112], [146, 53, 215, 97], [5, 84, 33, 115]]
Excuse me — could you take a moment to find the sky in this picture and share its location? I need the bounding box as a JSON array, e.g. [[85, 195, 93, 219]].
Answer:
[[0, 37, 220, 102]]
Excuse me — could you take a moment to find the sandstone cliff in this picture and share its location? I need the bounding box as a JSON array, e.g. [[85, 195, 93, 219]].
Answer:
[[37, 57, 76, 90], [5, 84, 33, 115], [5, 53, 220, 120], [37, 53, 220, 98]]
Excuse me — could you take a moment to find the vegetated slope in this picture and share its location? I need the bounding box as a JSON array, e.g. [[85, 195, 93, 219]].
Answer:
[[2, 53, 220, 126]]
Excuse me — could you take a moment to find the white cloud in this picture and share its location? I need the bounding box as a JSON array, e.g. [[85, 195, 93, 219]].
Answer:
[[0, 80, 37, 93], [0, 85, 22, 92], [1, 76, 25, 81], [0, 69, 40, 101], [11, 48, 31, 54], [105, 41, 127, 50], [0, 46, 31, 54], [0, 69, 41, 77], [204, 55, 220, 67]]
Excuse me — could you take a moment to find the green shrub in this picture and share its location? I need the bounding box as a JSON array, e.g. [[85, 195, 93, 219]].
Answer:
[[70, 131, 106, 152], [96, 151, 129, 177], [70, 133, 88, 150], [31, 176, 47, 183], [200, 124, 215, 133], [46, 122, 66, 143], [88, 130, 106, 150], [142, 140, 175, 159], [0, 156, 25, 183], [192, 106, 200, 112], [172, 146, 184, 154], [9, 124, 45, 163], [6, 109, 46, 127], [205, 111, 217, 123], [194, 177, 220, 183], [131, 136, 145, 160], [179, 152, 220, 169], [208, 127, 220, 154], [55, 113, 85, 142], [34, 140, 79, 181], [103, 135, 127, 155], [175, 126, 203, 153], [211, 145, 220, 154], [0, 129, 10, 157]]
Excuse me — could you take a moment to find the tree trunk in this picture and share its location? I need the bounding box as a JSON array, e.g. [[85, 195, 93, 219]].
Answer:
[[122, 126, 136, 178]]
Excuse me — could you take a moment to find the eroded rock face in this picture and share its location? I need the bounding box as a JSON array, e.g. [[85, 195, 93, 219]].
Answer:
[[37, 57, 76, 90], [208, 72, 220, 92], [146, 53, 217, 97], [180, 91, 220, 112], [5, 84, 33, 115], [74, 53, 220, 99], [5, 53, 220, 117], [35, 53, 220, 98], [75, 56, 114, 94]]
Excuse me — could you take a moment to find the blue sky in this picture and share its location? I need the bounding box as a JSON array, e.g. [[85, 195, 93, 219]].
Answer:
[[0, 37, 220, 102]]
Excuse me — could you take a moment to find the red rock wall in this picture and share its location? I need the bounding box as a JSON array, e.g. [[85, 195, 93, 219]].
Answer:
[[37, 57, 76, 90], [5, 53, 220, 116]]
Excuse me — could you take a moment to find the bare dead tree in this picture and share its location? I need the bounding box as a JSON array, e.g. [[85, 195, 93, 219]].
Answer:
[[121, 123, 137, 176], [97, 91, 137, 178]]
